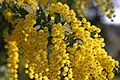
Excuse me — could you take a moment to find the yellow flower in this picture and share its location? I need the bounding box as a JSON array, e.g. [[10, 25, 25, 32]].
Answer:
[[108, 72, 114, 79], [7, 41, 19, 80], [25, 63, 29, 68], [29, 73, 34, 79], [63, 66, 69, 72], [16, 0, 37, 10], [43, 76, 49, 80], [82, 18, 87, 23], [35, 74, 39, 79], [25, 70, 29, 74], [64, 77, 69, 80], [3, 9, 14, 22], [62, 71, 67, 76]]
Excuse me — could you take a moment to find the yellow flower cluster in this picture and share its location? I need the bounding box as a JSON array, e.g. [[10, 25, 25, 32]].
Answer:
[[75, 0, 115, 18], [7, 41, 19, 80], [47, 23, 74, 80], [47, 2, 74, 22], [46, 2, 119, 80], [16, 0, 37, 10], [16, 15, 49, 79], [67, 37, 118, 80], [4, 13, 49, 79], [48, 23, 66, 79], [4, 2, 119, 80], [5, 0, 57, 10], [3, 9, 14, 23], [94, 0, 115, 18], [2, 0, 37, 10], [75, 0, 91, 17], [3, 0, 12, 5], [46, 2, 100, 40]]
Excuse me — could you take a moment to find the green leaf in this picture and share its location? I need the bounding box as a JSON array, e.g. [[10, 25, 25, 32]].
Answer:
[[3, 27, 9, 35], [55, 13, 61, 24]]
